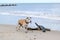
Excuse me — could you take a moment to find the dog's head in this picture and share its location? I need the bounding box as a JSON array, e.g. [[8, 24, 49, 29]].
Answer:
[[25, 17, 32, 24]]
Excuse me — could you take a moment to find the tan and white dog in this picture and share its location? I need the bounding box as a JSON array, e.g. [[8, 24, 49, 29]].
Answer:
[[16, 17, 31, 31]]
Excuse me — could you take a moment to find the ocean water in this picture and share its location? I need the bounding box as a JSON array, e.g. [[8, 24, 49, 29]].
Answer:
[[0, 3, 60, 31]]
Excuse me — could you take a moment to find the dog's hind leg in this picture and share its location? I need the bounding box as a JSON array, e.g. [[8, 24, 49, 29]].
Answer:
[[16, 25, 21, 31]]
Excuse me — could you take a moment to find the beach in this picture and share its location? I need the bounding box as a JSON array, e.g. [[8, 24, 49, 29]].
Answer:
[[0, 24, 60, 40]]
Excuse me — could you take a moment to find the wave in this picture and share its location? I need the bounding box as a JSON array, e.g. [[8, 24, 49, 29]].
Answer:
[[0, 11, 60, 20]]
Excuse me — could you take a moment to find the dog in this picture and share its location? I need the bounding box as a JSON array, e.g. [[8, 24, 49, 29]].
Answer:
[[16, 17, 31, 31]]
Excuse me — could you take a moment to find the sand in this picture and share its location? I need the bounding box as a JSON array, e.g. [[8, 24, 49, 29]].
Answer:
[[0, 24, 60, 40]]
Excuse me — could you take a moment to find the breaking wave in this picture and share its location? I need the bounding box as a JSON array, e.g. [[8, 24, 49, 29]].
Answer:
[[0, 11, 60, 20]]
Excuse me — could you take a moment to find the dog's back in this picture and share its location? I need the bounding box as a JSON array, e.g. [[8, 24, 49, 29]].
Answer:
[[18, 19, 26, 26]]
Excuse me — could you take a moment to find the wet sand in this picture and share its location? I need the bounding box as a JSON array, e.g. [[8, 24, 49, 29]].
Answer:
[[0, 24, 60, 40]]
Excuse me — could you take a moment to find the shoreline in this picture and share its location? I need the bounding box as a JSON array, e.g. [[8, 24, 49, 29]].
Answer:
[[0, 24, 60, 31]]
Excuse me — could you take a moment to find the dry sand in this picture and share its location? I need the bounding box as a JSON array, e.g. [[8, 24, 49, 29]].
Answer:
[[0, 24, 60, 40]]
